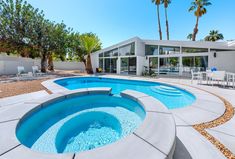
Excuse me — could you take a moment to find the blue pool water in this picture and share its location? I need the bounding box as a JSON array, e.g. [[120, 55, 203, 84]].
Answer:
[[55, 77, 196, 109], [16, 95, 145, 153]]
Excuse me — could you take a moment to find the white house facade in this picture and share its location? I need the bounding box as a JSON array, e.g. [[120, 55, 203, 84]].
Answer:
[[91, 37, 235, 76]]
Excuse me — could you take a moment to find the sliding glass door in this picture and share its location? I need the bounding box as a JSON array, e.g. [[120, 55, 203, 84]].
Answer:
[[110, 58, 117, 73], [104, 58, 117, 73], [149, 57, 158, 74], [120, 57, 136, 75]]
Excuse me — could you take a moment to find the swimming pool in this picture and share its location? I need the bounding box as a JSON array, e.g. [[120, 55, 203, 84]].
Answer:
[[55, 77, 195, 109], [16, 94, 146, 154]]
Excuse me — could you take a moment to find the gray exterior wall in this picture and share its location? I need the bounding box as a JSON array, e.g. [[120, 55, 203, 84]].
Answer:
[[209, 51, 235, 73]]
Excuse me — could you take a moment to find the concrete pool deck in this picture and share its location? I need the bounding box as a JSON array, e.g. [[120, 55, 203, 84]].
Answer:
[[0, 75, 235, 159], [0, 88, 176, 159]]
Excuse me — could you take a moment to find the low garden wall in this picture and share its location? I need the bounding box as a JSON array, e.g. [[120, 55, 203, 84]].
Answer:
[[0, 54, 85, 75]]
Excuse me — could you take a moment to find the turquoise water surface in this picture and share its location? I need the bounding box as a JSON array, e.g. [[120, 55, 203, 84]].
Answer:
[[55, 77, 196, 109], [16, 95, 145, 153]]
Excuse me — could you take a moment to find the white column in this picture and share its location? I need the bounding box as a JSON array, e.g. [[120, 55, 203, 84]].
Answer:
[[137, 56, 144, 76], [179, 55, 183, 76], [117, 57, 121, 74], [179, 46, 183, 76]]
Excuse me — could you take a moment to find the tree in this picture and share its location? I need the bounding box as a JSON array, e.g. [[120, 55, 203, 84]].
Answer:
[[162, 0, 171, 40], [68, 32, 87, 64], [79, 33, 102, 74], [204, 30, 224, 42], [152, 0, 162, 40], [187, 33, 193, 40], [47, 23, 70, 71], [0, 0, 38, 57], [0, 0, 102, 74], [189, 0, 211, 41]]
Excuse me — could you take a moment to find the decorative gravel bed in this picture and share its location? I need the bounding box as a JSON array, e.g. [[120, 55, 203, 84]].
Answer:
[[160, 80, 235, 158], [193, 89, 235, 159], [0, 79, 51, 98]]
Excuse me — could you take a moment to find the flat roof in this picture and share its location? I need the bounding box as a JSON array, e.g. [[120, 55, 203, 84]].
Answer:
[[92, 37, 235, 55]]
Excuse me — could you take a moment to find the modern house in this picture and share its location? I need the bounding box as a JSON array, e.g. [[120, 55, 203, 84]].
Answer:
[[91, 37, 235, 76]]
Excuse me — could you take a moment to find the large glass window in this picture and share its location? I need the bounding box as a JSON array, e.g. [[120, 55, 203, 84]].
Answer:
[[104, 58, 111, 73], [112, 49, 119, 57], [103, 58, 117, 73], [120, 57, 136, 75], [129, 57, 137, 75], [110, 58, 117, 73], [182, 56, 208, 73], [121, 58, 128, 74], [104, 51, 112, 57], [182, 47, 208, 54], [99, 58, 104, 70], [99, 53, 104, 57], [159, 46, 180, 55], [149, 57, 158, 73], [159, 57, 179, 74], [119, 43, 135, 56], [104, 49, 118, 57], [210, 49, 233, 52], [145, 45, 158, 56]]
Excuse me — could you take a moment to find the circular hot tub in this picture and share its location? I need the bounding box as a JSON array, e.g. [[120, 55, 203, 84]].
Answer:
[[16, 91, 146, 154]]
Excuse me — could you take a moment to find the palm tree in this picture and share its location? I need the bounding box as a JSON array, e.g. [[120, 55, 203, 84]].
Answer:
[[204, 30, 224, 42], [79, 33, 102, 74], [152, 0, 162, 40], [162, 0, 171, 40], [189, 0, 211, 41], [187, 33, 193, 40]]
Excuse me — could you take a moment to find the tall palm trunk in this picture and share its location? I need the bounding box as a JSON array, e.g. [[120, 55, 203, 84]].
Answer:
[[165, 8, 170, 40], [86, 54, 93, 74], [41, 53, 47, 73], [48, 54, 54, 71], [157, 5, 162, 40], [192, 16, 199, 41]]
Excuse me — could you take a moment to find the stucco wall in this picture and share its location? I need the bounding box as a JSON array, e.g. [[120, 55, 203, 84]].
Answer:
[[0, 55, 85, 75], [209, 51, 235, 73]]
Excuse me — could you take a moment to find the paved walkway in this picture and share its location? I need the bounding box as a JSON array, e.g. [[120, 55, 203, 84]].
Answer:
[[1, 76, 235, 159], [102, 75, 235, 159], [158, 77, 235, 159]]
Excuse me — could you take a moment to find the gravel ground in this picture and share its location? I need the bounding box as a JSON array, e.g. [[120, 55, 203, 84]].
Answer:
[[0, 70, 88, 98], [0, 79, 51, 98]]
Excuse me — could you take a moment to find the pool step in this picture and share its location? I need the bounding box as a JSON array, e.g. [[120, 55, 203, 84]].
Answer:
[[151, 86, 182, 96]]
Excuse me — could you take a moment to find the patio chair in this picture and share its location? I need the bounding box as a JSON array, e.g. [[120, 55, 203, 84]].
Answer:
[[191, 70, 202, 84], [226, 72, 235, 88], [17, 66, 28, 77], [211, 71, 226, 87], [206, 70, 213, 85], [32, 66, 45, 76]]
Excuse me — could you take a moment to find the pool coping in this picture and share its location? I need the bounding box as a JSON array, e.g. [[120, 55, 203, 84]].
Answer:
[[42, 75, 226, 126], [0, 88, 176, 159]]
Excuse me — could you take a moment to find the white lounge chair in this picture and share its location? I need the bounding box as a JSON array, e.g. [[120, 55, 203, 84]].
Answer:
[[211, 71, 226, 87], [17, 66, 33, 80], [17, 66, 28, 77], [191, 70, 202, 84], [32, 66, 45, 76]]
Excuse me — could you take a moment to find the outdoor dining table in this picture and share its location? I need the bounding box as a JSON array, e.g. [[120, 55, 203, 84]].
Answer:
[[199, 71, 235, 88]]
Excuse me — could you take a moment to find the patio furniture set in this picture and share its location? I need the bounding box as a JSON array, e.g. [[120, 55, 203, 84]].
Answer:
[[17, 66, 46, 80], [191, 70, 235, 88]]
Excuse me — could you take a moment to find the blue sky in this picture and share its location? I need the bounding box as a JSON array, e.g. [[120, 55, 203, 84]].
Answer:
[[26, 0, 235, 48]]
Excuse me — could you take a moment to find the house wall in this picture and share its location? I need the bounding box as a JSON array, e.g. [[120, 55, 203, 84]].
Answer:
[[0, 54, 85, 75], [209, 51, 235, 73], [90, 53, 99, 73], [91, 37, 235, 75]]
